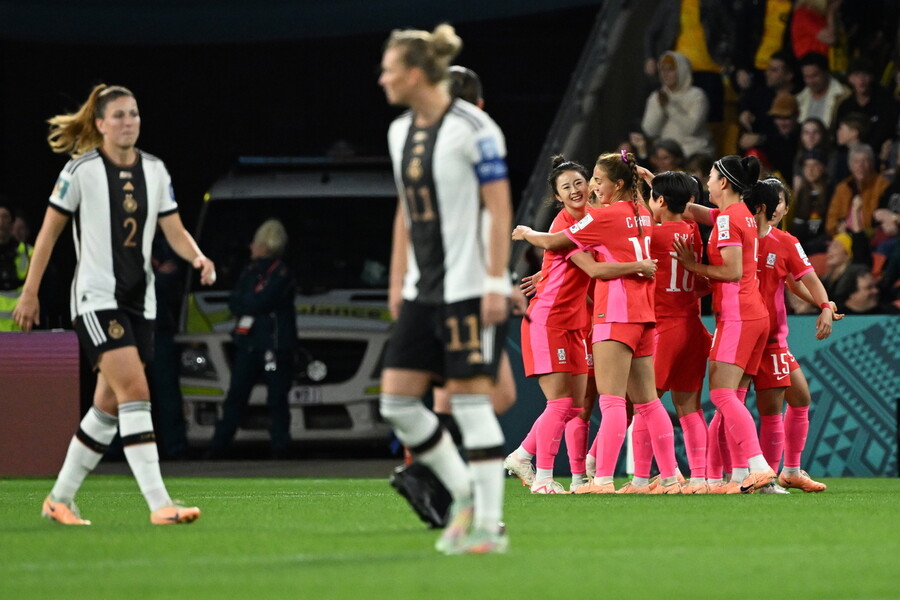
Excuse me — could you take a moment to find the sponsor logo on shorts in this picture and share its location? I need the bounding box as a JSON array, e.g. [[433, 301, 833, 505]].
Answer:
[[108, 320, 125, 340]]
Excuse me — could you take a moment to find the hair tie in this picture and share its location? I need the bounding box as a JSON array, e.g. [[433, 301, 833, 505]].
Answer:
[[621, 149, 628, 163]]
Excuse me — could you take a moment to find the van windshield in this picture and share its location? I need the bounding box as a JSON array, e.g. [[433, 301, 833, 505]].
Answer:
[[194, 196, 394, 294]]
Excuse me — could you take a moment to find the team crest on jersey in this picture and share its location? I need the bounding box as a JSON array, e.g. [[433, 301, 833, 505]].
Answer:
[[557, 348, 567, 363], [570, 213, 594, 233], [794, 242, 811, 266], [108, 320, 125, 340], [123, 195, 138, 213], [766, 252, 777, 267], [406, 157, 423, 182], [53, 177, 70, 200], [717, 215, 730, 240]]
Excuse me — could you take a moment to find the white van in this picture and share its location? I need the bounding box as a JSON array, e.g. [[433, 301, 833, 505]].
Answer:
[[175, 157, 397, 445]]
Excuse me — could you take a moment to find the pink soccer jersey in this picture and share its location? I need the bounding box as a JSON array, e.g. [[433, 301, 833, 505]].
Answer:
[[757, 227, 815, 346], [526, 209, 592, 330], [651, 219, 703, 319], [564, 202, 655, 325], [707, 203, 768, 322]]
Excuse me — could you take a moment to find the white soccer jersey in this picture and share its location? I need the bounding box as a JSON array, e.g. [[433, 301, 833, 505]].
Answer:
[[387, 98, 508, 305], [49, 149, 178, 320]]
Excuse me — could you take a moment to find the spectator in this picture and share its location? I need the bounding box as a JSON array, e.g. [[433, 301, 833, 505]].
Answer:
[[738, 50, 798, 136], [835, 57, 899, 158], [795, 51, 850, 128], [792, 117, 834, 193], [834, 264, 882, 313], [826, 144, 891, 237], [649, 138, 687, 173], [790, 0, 842, 61], [642, 0, 734, 123], [12, 213, 32, 245], [739, 91, 801, 183], [830, 112, 869, 184], [786, 149, 833, 254], [642, 51, 715, 158], [820, 233, 855, 297], [208, 219, 297, 460], [731, 0, 794, 93], [0, 201, 32, 331]]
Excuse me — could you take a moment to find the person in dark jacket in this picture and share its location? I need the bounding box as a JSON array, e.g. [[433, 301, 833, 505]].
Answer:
[[209, 219, 297, 458]]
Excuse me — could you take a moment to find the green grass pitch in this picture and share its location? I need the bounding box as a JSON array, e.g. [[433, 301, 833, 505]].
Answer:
[[2, 476, 898, 599]]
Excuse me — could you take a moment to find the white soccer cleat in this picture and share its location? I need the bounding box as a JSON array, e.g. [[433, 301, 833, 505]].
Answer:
[[503, 453, 535, 487], [530, 478, 569, 494]]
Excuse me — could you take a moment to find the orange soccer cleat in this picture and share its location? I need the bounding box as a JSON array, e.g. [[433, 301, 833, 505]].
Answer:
[[778, 470, 827, 493]]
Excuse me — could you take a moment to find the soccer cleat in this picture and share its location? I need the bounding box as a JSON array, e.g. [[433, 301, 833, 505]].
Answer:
[[757, 482, 790, 494], [150, 503, 201, 525], [616, 481, 652, 494], [42, 496, 91, 525], [739, 468, 777, 494], [435, 497, 474, 554], [572, 479, 616, 494], [569, 475, 591, 493], [778, 470, 827, 493], [649, 481, 683, 494], [389, 462, 451, 528], [585, 455, 596, 479], [530, 478, 569, 494], [708, 481, 741, 494], [458, 528, 510, 555], [503, 453, 536, 487], [647, 470, 686, 492], [682, 481, 711, 495]]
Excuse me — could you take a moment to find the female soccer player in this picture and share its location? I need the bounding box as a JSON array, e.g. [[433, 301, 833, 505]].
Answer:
[[513, 150, 681, 494], [14, 84, 215, 524], [620, 171, 713, 494], [752, 178, 832, 492], [506, 155, 656, 494], [673, 155, 775, 494], [379, 24, 511, 554]]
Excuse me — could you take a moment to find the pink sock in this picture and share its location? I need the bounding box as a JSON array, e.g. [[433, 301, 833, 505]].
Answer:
[[535, 397, 573, 470], [710, 388, 763, 461], [729, 387, 749, 468], [588, 431, 599, 461], [783, 405, 810, 468], [631, 412, 653, 479], [679, 410, 707, 479], [635, 399, 677, 479], [564, 409, 588, 474], [759, 414, 785, 472], [521, 414, 539, 455], [595, 395, 627, 477], [706, 411, 724, 480]]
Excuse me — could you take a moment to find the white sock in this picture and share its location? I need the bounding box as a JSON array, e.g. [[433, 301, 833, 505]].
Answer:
[[594, 475, 614, 485], [731, 467, 750, 482], [748, 455, 770, 472], [51, 406, 118, 503], [417, 431, 472, 500], [660, 476, 678, 487], [514, 446, 534, 461], [119, 401, 170, 512], [782, 466, 801, 476], [571, 473, 586, 484], [690, 477, 706, 486], [535, 468, 553, 482], [379, 394, 439, 447], [632, 476, 650, 487], [707, 478, 725, 485], [452, 394, 505, 533]]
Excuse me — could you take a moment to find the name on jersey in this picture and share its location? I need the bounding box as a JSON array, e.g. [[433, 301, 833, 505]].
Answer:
[[794, 242, 811, 266], [626, 215, 652, 228]]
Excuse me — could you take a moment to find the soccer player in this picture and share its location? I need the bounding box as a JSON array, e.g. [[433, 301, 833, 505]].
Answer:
[[378, 24, 512, 554], [621, 171, 713, 494], [673, 155, 776, 494], [513, 150, 682, 495], [506, 155, 657, 494], [752, 178, 832, 492], [14, 84, 214, 524]]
